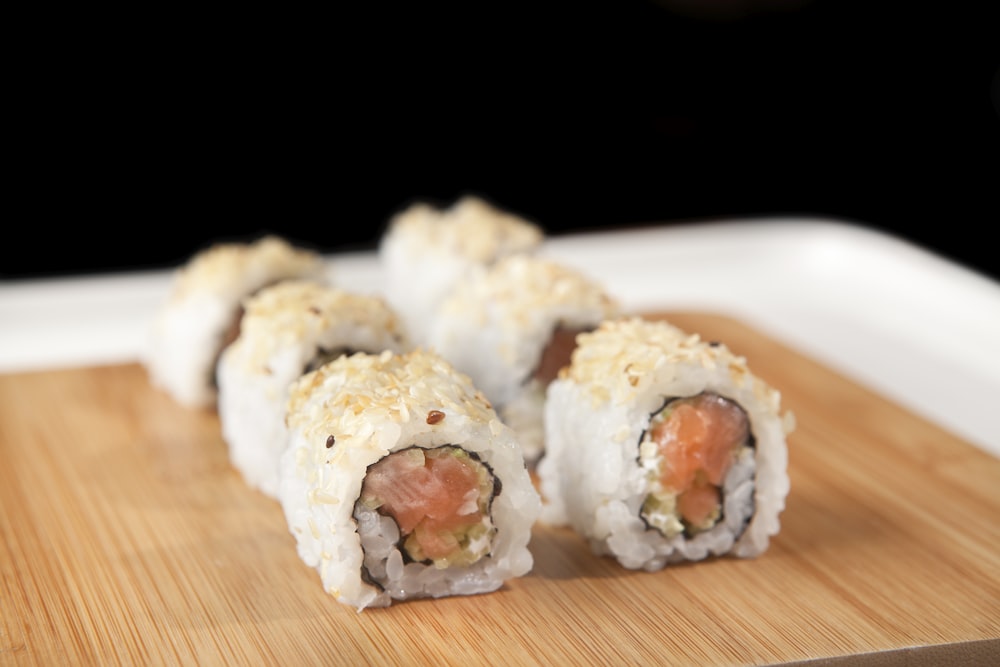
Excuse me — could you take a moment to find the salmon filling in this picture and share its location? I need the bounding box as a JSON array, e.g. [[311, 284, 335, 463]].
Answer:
[[359, 446, 497, 567], [639, 393, 751, 538], [533, 326, 586, 387]]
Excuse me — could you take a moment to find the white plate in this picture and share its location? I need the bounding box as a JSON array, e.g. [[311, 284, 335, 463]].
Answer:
[[2, 217, 998, 457]]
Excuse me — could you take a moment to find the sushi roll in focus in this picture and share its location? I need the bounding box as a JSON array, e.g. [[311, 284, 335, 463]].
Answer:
[[217, 280, 411, 498], [427, 254, 621, 464], [537, 317, 795, 571], [278, 348, 541, 610], [378, 195, 544, 347], [144, 235, 327, 408]]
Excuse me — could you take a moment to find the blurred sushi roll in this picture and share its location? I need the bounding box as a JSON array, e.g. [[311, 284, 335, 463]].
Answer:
[[378, 195, 544, 347], [144, 235, 328, 408], [278, 348, 541, 610], [427, 254, 622, 464], [217, 280, 411, 498], [537, 317, 795, 571]]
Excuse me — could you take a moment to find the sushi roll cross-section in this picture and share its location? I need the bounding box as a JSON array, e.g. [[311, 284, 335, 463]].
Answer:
[[144, 235, 328, 408], [378, 195, 545, 347], [538, 317, 795, 571], [278, 348, 541, 610], [217, 279, 411, 498], [428, 253, 622, 464]]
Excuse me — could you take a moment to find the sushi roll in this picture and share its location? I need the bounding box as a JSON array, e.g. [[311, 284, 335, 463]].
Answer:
[[144, 235, 327, 408], [279, 350, 540, 610], [537, 317, 795, 571], [378, 195, 544, 347], [217, 280, 411, 498], [427, 254, 622, 464], [278, 348, 541, 610]]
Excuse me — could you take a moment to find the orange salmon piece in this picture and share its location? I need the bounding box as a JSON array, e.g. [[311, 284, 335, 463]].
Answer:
[[652, 394, 749, 527], [363, 448, 484, 560], [653, 403, 706, 492]]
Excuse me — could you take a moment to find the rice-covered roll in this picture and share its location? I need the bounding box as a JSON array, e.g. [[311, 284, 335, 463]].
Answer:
[[537, 317, 795, 571], [217, 280, 411, 498], [144, 235, 327, 408], [378, 195, 544, 347], [427, 254, 621, 464], [278, 348, 541, 611]]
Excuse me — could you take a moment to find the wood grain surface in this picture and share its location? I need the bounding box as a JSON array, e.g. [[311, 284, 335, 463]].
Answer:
[[2, 312, 998, 666]]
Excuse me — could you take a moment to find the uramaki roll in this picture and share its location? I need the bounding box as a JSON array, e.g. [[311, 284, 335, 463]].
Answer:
[[144, 235, 327, 408], [278, 348, 541, 610], [217, 280, 410, 498], [537, 317, 795, 571], [427, 254, 621, 464], [378, 195, 544, 347]]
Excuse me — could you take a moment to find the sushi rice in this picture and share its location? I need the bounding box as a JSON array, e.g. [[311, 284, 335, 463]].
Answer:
[[378, 195, 544, 347], [428, 253, 621, 464], [217, 279, 410, 498], [144, 235, 327, 408]]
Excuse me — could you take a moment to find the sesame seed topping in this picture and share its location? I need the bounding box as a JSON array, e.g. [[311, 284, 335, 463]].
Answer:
[[381, 196, 544, 264], [168, 235, 326, 302]]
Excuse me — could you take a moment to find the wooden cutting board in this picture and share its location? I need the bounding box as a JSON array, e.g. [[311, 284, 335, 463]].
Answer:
[[2, 312, 998, 667]]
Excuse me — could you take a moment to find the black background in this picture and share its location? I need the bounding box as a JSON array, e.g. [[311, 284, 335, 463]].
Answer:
[[6, 1, 999, 282]]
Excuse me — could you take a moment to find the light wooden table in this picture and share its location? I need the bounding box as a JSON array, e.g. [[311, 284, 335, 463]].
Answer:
[[2, 313, 997, 666]]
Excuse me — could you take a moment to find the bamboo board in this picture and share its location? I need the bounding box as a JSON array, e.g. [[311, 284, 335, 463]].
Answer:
[[1, 312, 998, 667]]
